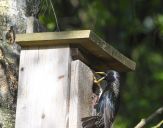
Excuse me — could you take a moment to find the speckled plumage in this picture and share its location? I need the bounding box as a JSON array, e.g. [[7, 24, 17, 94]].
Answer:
[[82, 70, 120, 128]]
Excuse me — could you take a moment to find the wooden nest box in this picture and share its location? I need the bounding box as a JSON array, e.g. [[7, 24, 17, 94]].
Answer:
[[15, 30, 136, 128]]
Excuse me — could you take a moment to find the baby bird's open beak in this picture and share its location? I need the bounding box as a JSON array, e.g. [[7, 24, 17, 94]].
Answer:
[[95, 72, 106, 75], [94, 72, 106, 85]]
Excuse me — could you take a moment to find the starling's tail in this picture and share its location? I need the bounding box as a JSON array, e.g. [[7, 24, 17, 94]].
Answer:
[[81, 116, 98, 128], [81, 116, 104, 128]]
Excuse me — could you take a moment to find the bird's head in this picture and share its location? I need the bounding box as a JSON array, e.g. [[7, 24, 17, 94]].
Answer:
[[94, 70, 120, 85], [105, 70, 120, 82]]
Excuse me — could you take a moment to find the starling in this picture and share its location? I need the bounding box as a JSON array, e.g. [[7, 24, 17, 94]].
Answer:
[[82, 70, 120, 128]]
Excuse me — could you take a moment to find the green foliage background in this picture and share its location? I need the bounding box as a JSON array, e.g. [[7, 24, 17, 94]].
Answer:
[[39, 0, 163, 127]]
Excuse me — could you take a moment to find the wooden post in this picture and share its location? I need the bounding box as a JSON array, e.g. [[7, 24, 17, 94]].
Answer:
[[15, 30, 136, 128], [69, 60, 93, 128], [15, 46, 71, 128]]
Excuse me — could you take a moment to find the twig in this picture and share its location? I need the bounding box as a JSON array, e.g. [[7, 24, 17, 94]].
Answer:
[[135, 107, 163, 128], [49, 0, 60, 31], [152, 120, 163, 128]]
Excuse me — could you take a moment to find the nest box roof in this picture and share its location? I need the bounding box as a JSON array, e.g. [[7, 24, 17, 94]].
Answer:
[[16, 30, 136, 72]]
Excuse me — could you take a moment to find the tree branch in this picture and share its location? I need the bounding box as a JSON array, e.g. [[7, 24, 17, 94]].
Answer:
[[135, 107, 163, 128], [152, 120, 163, 128]]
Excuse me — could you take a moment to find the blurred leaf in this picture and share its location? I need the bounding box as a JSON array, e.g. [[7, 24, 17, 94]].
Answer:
[[154, 72, 163, 81], [47, 22, 56, 31], [155, 14, 163, 34]]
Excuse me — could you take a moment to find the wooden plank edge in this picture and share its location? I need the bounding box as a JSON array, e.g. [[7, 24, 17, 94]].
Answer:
[[89, 31, 136, 71], [69, 60, 93, 128], [16, 30, 91, 46]]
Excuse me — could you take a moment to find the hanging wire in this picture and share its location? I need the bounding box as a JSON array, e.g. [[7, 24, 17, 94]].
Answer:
[[49, 0, 60, 31], [39, 0, 47, 16]]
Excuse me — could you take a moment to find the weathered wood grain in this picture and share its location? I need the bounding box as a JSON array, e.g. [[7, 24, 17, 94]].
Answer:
[[69, 60, 93, 128], [15, 45, 71, 128], [16, 30, 136, 72]]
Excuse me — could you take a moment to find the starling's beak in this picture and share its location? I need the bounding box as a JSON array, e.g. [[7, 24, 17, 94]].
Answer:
[[95, 72, 106, 76], [94, 72, 106, 86]]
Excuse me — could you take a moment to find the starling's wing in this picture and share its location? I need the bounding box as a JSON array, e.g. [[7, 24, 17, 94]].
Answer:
[[103, 98, 114, 128], [97, 91, 115, 128]]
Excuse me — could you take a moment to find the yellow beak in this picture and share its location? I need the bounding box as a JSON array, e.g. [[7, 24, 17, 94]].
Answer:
[[95, 72, 106, 76], [94, 72, 106, 86]]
